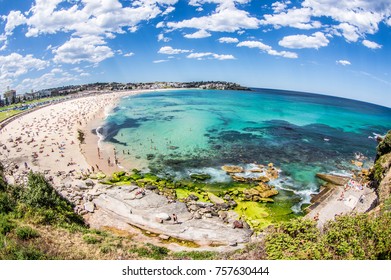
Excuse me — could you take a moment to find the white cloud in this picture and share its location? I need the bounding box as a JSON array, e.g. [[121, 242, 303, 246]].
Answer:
[[237, 40, 297, 58], [23, 0, 175, 38], [184, 29, 211, 39], [278, 32, 329, 49], [237, 40, 272, 51], [261, 7, 321, 30], [267, 49, 298, 59], [167, 1, 260, 32], [362, 39, 382, 49], [187, 52, 235, 60], [53, 35, 114, 64], [156, 21, 165, 28], [272, 1, 291, 13], [4, 10, 27, 35], [16, 68, 79, 93], [0, 53, 48, 80], [124, 52, 135, 57], [212, 54, 235, 60], [162, 6, 175, 16], [336, 60, 351, 66], [158, 46, 191, 55], [335, 23, 360, 42], [1, 0, 179, 66], [153, 59, 169, 63], [187, 52, 213, 59], [261, 0, 391, 43], [218, 37, 239, 43], [158, 33, 171, 42], [0, 35, 7, 51]]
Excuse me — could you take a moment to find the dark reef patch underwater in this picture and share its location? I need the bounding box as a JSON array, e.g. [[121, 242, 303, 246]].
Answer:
[[99, 88, 391, 227]]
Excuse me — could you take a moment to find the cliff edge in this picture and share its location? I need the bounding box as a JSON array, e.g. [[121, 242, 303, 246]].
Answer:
[[369, 130, 391, 205]]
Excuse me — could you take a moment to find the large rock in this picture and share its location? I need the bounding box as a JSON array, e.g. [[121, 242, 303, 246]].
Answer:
[[243, 183, 279, 201], [222, 165, 244, 173], [84, 202, 95, 213], [208, 193, 225, 204], [74, 180, 90, 190], [85, 179, 95, 187], [155, 213, 171, 221], [316, 173, 350, 186]]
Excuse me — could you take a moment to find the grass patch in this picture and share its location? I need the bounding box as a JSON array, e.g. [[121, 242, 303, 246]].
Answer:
[[15, 226, 39, 240], [171, 250, 217, 260], [129, 243, 169, 260]]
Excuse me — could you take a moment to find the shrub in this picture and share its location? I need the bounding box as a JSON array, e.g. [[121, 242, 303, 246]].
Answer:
[[0, 214, 14, 235], [15, 226, 39, 240], [23, 172, 63, 209], [0, 193, 13, 214], [83, 234, 101, 244], [129, 243, 169, 260]]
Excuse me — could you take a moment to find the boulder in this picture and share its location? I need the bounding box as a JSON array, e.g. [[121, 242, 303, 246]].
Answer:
[[159, 234, 170, 240], [208, 193, 225, 204], [187, 194, 199, 201], [260, 189, 279, 198], [193, 212, 202, 219], [155, 213, 171, 221], [84, 202, 95, 213], [222, 165, 244, 173], [190, 173, 212, 181], [85, 179, 95, 187], [74, 180, 89, 190], [255, 176, 270, 183], [188, 204, 199, 212]]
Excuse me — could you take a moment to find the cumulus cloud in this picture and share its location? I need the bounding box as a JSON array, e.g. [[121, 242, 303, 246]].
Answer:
[[167, 1, 260, 32], [261, 7, 321, 30], [278, 31, 329, 49], [237, 40, 298, 58], [158, 33, 171, 42], [1, 0, 179, 65], [0, 53, 48, 79], [336, 60, 351, 66], [16, 68, 79, 93], [53, 35, 114, 64], [272, 1, 291, 13], [124, 52, 135, 57], [218, 37, 239, 43], [362, 39, 382, 49], [158, 46, 191, 54], [187, 52, 235, 60], [4, 10, 27, 35], [184, 29, 211, 39], [237, 40, 272, 51], [261, 0, 391, 43]]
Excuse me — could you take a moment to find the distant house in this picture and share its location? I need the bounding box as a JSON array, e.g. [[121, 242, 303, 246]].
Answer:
[[3, 89, 16, 105]]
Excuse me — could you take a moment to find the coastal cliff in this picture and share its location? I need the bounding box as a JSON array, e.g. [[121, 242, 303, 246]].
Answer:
[[370, 130, 391, 205]]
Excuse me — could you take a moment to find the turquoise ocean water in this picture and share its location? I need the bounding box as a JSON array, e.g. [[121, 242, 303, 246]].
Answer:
[[98, 89, 391, 212]]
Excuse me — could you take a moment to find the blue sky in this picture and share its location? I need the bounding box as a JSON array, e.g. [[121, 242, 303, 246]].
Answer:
[[0, 0, 391, 106]]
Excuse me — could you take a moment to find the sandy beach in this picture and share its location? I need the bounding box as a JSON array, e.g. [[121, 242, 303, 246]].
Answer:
[[0, 91, 138, 186]]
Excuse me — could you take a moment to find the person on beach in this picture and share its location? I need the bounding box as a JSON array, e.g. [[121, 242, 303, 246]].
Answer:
[[172, 214, 178, 224]]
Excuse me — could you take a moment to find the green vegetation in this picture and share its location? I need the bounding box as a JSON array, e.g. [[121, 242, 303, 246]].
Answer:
[[15, 226, 40, 241], [0, 97, 67, 122], [265, 213, 391, 259], [0, 110, 21, 122], [128, 243, 169, 260]]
